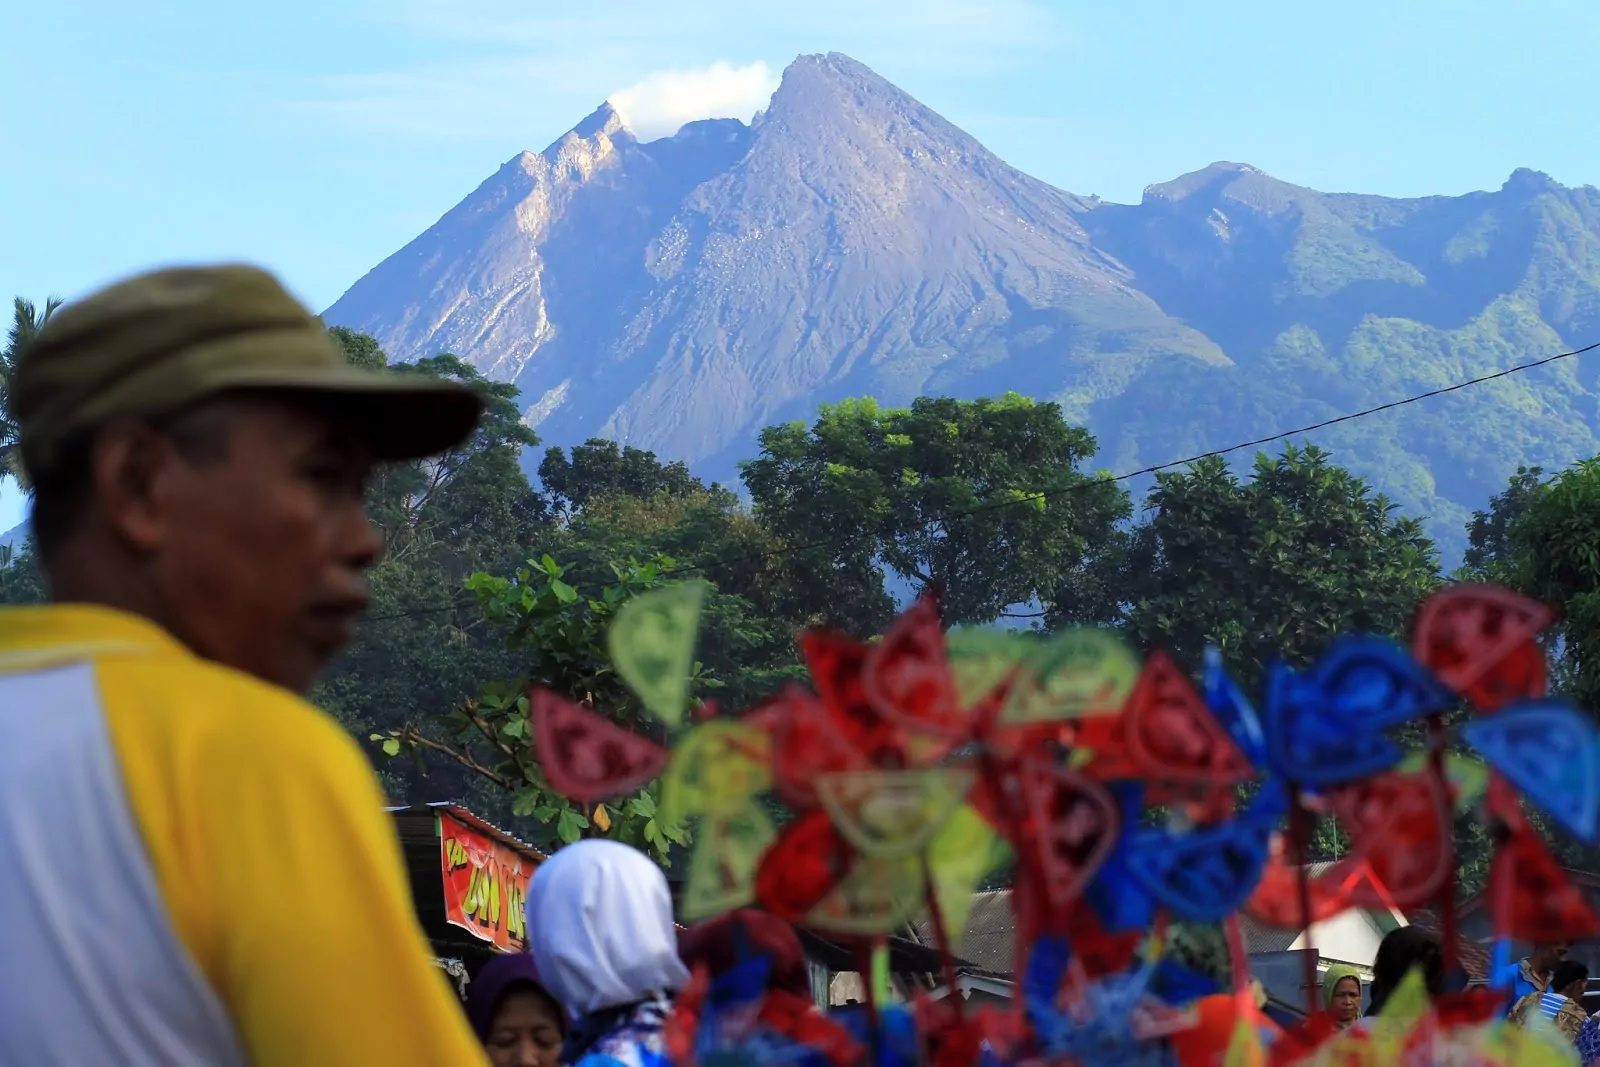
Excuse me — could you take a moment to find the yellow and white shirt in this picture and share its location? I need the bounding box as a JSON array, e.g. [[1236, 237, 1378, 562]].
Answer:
[[0, 603, 488, 1066]]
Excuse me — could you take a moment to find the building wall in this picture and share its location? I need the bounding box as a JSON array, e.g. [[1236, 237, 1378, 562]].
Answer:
[[1287, 908, 1392, 969]]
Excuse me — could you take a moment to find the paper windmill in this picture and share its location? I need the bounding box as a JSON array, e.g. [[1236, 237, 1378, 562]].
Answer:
[[521, 579, 1600, 1066]]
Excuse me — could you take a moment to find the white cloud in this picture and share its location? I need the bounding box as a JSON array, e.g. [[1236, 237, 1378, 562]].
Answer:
[[296, 0, 1067, 146], [609, 62, 780, 142]]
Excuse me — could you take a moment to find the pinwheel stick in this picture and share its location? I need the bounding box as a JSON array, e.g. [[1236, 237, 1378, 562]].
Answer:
[[1487, 780, 1517, 995], [921, 856, 965, 1020], [1426, 714, 1461, 975], [1287, 787, 1320, 1017], [855, 939, 882, 1056]]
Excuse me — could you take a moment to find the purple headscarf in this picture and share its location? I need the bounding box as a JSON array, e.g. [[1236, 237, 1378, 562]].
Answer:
[[464, 952, 563, 1043]]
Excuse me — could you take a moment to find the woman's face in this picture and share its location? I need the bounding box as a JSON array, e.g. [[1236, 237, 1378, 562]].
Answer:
[[1331, 976, 1362, 1024], [484, 989, 563, 1067]]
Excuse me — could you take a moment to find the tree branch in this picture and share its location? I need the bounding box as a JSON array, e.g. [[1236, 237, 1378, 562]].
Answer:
[[394, 727, 518, 791], [464, 704, 532, 781]]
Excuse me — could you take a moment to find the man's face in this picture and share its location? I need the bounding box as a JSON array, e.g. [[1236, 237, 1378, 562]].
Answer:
[[1541, 942, 1573, 970], [142, 397, 380, 691]]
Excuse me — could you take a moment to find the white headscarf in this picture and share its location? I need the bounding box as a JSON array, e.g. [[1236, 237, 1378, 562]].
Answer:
[[524, 839, 690, 1019]]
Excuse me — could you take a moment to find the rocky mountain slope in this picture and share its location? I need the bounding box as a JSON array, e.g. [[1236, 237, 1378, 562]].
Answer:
[[326, 52, 1600, 558]]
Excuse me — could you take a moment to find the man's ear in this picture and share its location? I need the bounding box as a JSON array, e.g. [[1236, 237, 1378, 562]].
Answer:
[[92, 421, 184, 554]]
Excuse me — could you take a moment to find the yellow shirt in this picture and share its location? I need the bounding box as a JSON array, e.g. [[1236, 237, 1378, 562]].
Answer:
[[0, 603, 488, 1066]]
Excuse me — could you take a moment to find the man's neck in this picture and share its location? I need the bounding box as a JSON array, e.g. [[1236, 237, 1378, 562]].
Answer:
[[47, 543, 171, 630]]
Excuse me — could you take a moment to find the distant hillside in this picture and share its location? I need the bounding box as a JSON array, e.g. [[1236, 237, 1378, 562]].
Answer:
[[326, 52, 1600, 560]]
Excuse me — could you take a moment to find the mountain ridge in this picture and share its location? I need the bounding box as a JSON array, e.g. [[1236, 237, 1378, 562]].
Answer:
[[325, 52, 1600, 560]]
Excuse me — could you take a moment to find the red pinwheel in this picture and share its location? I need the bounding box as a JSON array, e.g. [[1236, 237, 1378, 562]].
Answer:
[[531, 688, 669, 805], [1243, 847, 1362, 929], [861, 593, 968, 740], [1412, 584, 1554, 701], [758, 685, 871, 808], [1121, 650, 1255, 815], [1328, 770, 1453, 909], [752, 809, 857, 921], [1494, 814, 1600, 942]]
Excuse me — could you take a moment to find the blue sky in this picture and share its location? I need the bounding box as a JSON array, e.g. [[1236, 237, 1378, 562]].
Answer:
[[2, 0, 1598, 530]]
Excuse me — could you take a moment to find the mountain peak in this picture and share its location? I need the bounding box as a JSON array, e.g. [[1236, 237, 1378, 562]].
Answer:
[[541, 101, 628, 155], [574, 101, 625, 139], [535, 101, 632, 184], [323, 53, 1600, 572], [769, 51, 914, 115], [1142, 162, 1267, 204], [786, 51, 878, 79], [1502, 167, 1561, 196]]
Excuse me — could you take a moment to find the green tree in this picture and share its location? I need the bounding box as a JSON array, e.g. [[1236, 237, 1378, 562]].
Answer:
[[1461, 465, 1546, 581], [539, 439, 711, 516], [1111, 444, 1442, 689], [2, 295, 63, 487], [310, 336, 554, 819], [1506, 458, 1600, 712], [376, 555, 724, 859], [363, 353, 547, 575], [0, 541, 45, 605], [328, 325, 387, 370], [742, 394, 1128, 629], [534, 441, 805, 707]]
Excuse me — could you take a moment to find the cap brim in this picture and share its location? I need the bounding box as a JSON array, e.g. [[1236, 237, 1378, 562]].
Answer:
[[205, 365, 487, 461]]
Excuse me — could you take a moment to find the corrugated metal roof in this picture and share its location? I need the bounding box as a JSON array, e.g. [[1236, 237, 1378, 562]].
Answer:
[[911, 890, 1311, 976], [1239, 913, 1300, 955], [386, 802, 548, 860], [909, 890, 1014, 975], [912, 883, 1407, 978]]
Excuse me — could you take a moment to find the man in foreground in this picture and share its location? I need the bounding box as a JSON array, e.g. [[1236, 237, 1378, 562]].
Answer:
[[0, 265, 491, 1065]]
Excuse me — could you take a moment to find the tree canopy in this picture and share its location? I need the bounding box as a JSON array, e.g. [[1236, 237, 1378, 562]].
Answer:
[[742, 393, 1128, 629], [2, 296, 63, 488], [1107, 444, 1442, 688]]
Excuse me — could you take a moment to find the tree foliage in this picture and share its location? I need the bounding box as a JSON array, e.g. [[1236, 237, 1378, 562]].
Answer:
[[1505, 459, 1600, 712], [742, 394, 1128, 629], [539, 439, 710, 516], [1109, 444, 1442, 689], [2, 295, 63, 487], [374, 555, 700, 858], [1461, 465, 1546, 581]]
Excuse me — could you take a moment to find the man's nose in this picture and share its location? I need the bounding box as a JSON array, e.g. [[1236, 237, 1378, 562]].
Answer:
[[341, 502, 383, 570]]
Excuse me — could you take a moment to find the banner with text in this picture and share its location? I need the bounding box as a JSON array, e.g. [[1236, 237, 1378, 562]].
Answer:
[[439, 812, 535, 951]]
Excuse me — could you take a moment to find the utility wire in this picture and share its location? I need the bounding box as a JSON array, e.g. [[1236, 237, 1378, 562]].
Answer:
[[361, 340, 1600, 624]]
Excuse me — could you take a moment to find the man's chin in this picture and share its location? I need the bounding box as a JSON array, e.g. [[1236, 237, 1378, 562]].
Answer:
[[274, 629, 354, 693], [303, 609, 360, 656]]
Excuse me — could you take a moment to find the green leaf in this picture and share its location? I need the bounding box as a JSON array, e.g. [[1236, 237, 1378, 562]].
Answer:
[[607, 580, 710, 727], [550, 578, 580, 603], [557, 808, 589, 843], [380, 738, 401, 757]]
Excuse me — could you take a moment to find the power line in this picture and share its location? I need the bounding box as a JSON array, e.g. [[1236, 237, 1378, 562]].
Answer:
[[360, 339, 1600, 623]]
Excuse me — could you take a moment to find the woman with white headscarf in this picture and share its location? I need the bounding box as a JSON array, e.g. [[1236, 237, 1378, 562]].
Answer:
[[524, 839, 689, 1067]]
